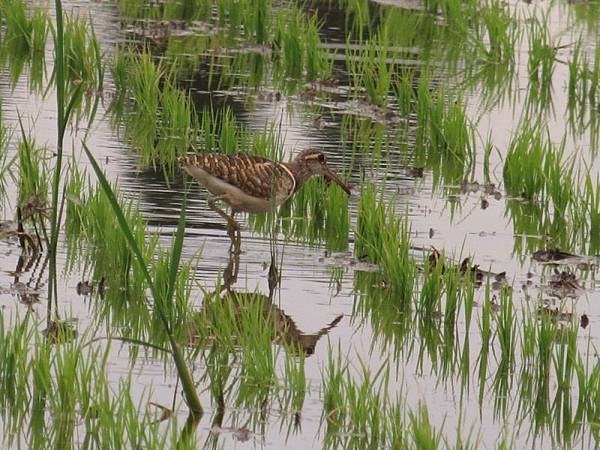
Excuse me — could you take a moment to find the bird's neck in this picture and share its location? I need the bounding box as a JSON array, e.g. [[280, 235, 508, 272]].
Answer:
[[284, 160, 312, 192]]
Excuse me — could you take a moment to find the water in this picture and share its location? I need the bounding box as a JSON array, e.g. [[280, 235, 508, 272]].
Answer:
[[1, 0, 600, 448]]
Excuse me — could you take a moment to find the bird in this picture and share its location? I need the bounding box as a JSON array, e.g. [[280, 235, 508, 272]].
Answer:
[[178, 149, 351, 249]]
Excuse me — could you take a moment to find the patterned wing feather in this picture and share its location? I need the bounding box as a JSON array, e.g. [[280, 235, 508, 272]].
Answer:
[[178, 153, 295, 201]]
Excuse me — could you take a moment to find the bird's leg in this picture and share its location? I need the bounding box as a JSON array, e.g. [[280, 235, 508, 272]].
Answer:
[[223, 249, 240, 292], [207, 197, 241, 255], [267, 252, 280, 300], [208, 197, 239, 236], [228, 211, 242, 256]]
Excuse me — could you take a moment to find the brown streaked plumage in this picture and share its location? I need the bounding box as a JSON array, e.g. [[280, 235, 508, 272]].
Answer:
[[178, 149, 350, 214]]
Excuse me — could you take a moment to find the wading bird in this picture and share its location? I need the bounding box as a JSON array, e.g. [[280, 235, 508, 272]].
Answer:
[[178, 149, 351, 250]]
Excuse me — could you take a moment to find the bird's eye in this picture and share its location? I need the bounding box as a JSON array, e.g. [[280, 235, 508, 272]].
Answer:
[[318, 153, 325, 163]]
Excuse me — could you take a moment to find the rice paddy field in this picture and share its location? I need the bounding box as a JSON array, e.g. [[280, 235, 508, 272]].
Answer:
[[1, 0, 600, 448]]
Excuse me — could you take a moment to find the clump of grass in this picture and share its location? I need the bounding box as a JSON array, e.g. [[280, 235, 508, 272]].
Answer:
[[394, 68, 417, 118], [16, 128, 50, 243], [2, 0, 33, 85], [355, 184, 416, 301], [346, 27, 395, 108], [62, 14, 103, 115], [127, 51, 162, 160], [352, 270, 413, 363], [0, 111, 14, 202], [0, 315, 33, 441], [273, 6, 331, 83], [0, 311, 200, 448], [475, 0, 520, 65], [29, 8, 49, 92], [64, 178, 157, 335], [409, 403, 443, 449], [412, 73, 476, 186], [0, 0, 49, 90], [269, 176, 349, 250], [280, 348, 307, 414], [503, 125, 573, 208], [566, 39, 600, 141], [83, 144, 204, 419], [492, 287, 516, 416], [527, 15, 556, 88], [580, 174, 600, 253], [232, 295, 278, 408], [111, 49, 197, 173], [502, 126, 600, 255], [155, 78, 195, 172], [216, 0, 270, 43], [524, 14, 556, 112]]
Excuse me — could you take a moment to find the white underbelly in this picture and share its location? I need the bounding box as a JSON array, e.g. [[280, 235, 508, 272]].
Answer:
[[184, 166, 285, 213]]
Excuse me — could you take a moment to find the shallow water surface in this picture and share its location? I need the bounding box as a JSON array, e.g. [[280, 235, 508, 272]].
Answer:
[[1, 0, 600, 448]]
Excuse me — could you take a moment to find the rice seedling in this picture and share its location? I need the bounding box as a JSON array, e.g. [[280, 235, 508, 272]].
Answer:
[[581, 174, 600, 254], [280, 348, 307, 415], [500, 121, 600, 255], [263, 176, 350, 250], [346, 29, 395, 108], [395, 68, 417, 118], [6, 0, 600, 447], [201, 344, 235, 411], [503, 125, 548, 201], [409, 403, 443, 450], [29, 8, 49, 92], [235, 312, 277, 408], [566, 39, 600, 141], [492, 287, 517, 417], [64, 180, 161, 337], [355, 183, 417, 302], [332, 0, 370, 34], [162, 0, 211, 21], [568, 0, 600, 35], [116, 0, 150, 20], [16, 129, 50, 243], [271, 4, 331, 86], [2, 0, 33, 80], [0, 315, 34, 441], [274, 11, 306, 81], [212, 0, 270, 44], [83, 144, 204, 418], [475, 0, 520, 64], [0, 308, 202, 449], [248, 0, 270, 44], [127, 50, 162, 162], [62, 14, 104, 118], [0, 0, 50, 91], [525, 15, 557, 111], [352, 272, 413, 364], [440, 265, 462, 378], [156, 78, 196, 174], [413, 79, 476, 187], [0, 112, 14, 203]]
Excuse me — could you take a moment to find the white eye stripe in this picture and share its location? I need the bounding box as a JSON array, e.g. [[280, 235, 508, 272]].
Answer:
[[306, 153, 325, 162]]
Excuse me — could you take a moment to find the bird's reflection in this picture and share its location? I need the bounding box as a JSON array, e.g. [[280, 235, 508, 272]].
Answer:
[[196, 229, 342, 357]]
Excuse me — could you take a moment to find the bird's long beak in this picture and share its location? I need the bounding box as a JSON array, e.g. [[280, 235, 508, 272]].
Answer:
[[325, 169, 351, 195]]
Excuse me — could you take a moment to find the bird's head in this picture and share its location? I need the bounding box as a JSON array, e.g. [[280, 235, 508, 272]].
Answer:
[[293, 149, 351, 195]]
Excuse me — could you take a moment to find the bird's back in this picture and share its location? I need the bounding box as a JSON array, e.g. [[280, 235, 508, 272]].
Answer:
[[178, 153, 296, 203]]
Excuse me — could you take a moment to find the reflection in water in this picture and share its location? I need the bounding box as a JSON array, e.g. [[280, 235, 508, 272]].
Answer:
[[224, 290, 343, 356], [190, 231, 342, 447], [218, 230, 342, 356]]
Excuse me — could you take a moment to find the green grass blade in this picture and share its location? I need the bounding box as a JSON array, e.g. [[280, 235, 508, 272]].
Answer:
[[83, 142, 203, 418], [167, 194, 187, 305], [82, 142, 155, 294], [83, 336, 171, 354]]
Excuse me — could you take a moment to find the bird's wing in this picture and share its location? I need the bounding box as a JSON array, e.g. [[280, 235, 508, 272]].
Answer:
[[179, 153, 295, 200]]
